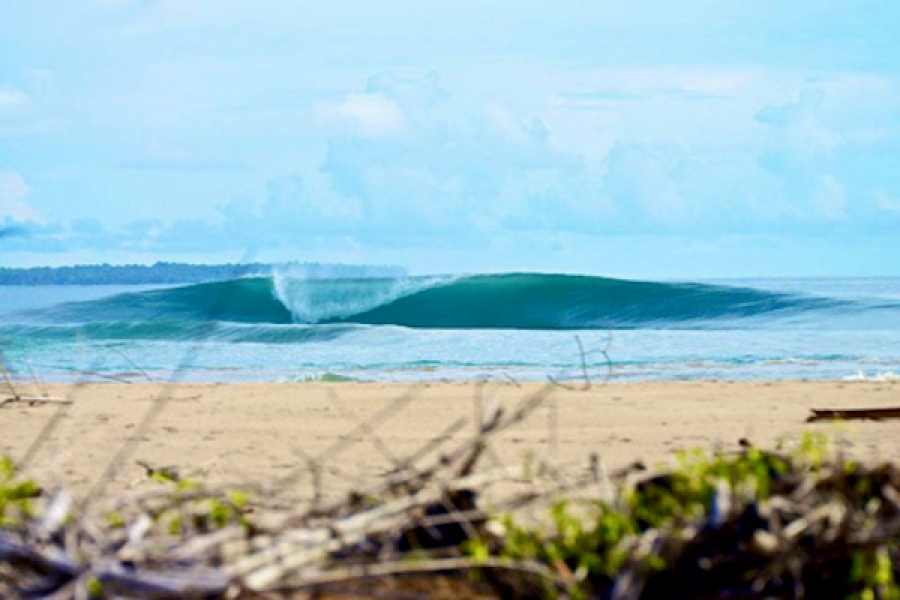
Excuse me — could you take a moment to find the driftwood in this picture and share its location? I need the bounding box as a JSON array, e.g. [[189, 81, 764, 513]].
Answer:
[[0, 396, 72, 408], [0, 366, 71, 407], [807, 406, 900, 422]]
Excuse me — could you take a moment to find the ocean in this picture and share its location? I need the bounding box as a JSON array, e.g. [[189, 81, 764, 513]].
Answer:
[[1, 273, 899, 383]]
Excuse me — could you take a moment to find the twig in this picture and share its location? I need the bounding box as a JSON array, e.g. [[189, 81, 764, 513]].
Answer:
[[110, 348, 154, 383], [270, 556, 561, 592]]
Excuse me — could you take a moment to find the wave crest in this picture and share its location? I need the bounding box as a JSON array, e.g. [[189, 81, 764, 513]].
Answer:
[[272, 273, 452, 324]]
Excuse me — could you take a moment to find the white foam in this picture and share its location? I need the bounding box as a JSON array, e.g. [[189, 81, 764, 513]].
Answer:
[[842, 370, 900, 382], [270, 272, 454, 324]]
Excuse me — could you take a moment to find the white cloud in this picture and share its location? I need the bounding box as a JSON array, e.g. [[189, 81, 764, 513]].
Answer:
[[0, 89, 30, 116], [874, 190, 900, 214], [560, 66, 755, 100], [754, 88, 854, 220], [483, 104, 534, 144], [0, 87, 49, 136], [602, 142, 691, 224], [320, 93, 405, 137], [755, 88, 841, 159], [810, 175, 846, 219], [315, 73, 614, 243], [0, 172, 41, 222]]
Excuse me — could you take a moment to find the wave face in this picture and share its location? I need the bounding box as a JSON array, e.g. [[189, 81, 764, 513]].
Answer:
[[13, 273, 856, 333], [34, 278, 295, 325], [340, 274, 840, 329]]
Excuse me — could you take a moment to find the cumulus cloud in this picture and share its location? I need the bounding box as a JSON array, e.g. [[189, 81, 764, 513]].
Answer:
[[559, 66, 752, 109], [810, 175, 847, 219], [8, 72, 609, 255], [597, 140, 802, 233], [6, 72, 896, 266], [215, 174, 362, 239], [0, 172, 41, 223], [874, 190, 900, 215], [0, 88, 29, 108], [755, 88, 847, 220], [602, 142, 691, 225], [0, 88, 30, 120], [318, 72, 609, 243], [320, 93, 405, 138]]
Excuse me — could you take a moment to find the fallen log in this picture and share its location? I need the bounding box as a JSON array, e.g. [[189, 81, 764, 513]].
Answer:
[[807, 406, 900, 422]]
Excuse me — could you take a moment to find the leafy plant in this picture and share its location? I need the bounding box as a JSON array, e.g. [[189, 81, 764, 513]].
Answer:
[[464, 436, 883, 599], [848, 547, 900, 600], [140, 470, 251, 536], [0, 456, 39, 526]]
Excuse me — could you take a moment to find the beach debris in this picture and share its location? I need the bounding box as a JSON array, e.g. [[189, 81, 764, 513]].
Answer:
[[807, 406, 900, 422], [0, 366, 70, 407], [136, 460, 182, 483], [0, 395, 72, 407]]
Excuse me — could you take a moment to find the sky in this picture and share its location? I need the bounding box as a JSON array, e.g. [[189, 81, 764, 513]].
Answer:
[[1, 1, 899, 278]]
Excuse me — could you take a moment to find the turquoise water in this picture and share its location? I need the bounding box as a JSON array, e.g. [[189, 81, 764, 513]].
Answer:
[[1, 274, 899, 382]]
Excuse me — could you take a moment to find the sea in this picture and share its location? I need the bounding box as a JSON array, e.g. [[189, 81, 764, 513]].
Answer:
[[1, 273, 899, 384]]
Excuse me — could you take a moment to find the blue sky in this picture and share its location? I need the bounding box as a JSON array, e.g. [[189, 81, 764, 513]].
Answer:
[[1, 1, 899, 277]]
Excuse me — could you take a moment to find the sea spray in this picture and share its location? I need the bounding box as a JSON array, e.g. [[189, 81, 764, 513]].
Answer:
[[270, 272, 454, 324]]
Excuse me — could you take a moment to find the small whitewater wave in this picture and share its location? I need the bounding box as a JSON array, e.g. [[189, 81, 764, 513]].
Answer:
[[10, 272, 861, 332], [842, 371, 900, 382]]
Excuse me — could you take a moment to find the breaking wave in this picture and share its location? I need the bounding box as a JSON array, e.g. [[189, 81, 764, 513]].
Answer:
[[6, 273, 867, 341]]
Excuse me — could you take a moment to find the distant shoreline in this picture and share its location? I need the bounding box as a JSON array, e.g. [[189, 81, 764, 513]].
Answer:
[[0, 261, 405, 285]]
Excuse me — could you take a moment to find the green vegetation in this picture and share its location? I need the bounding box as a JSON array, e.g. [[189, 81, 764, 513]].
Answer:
[[137, 470, 251, 537], [300, 371, 357, 383], [464, 433, 900, 599], [0, 456, 39, 526]]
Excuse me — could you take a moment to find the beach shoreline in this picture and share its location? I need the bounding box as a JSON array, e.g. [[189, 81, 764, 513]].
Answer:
[[3, 379, 899, 499]]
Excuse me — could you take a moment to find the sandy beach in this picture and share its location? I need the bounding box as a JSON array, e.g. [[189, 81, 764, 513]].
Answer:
[[2, 379, 899, 498]]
